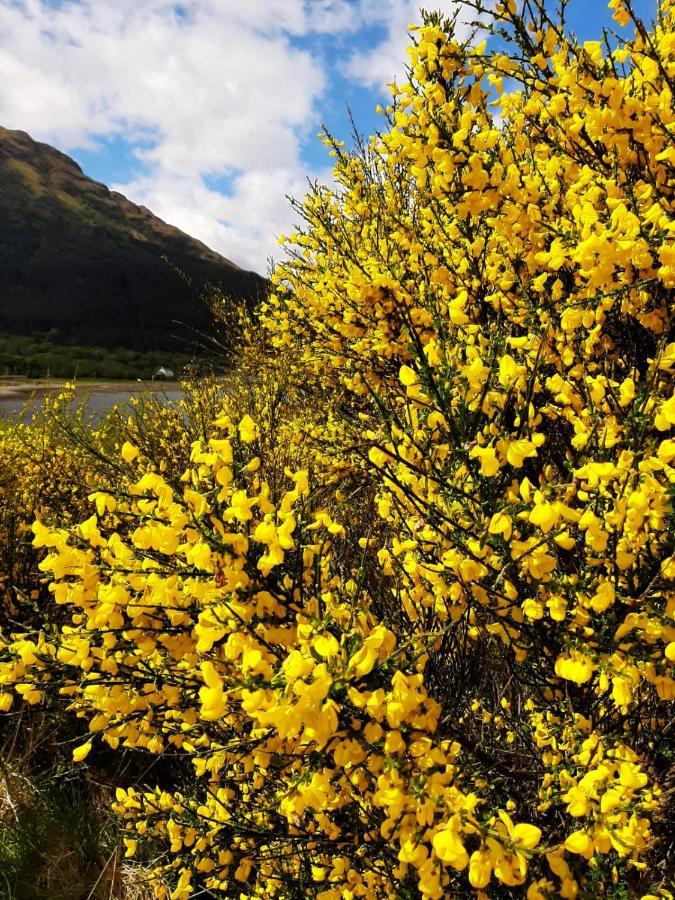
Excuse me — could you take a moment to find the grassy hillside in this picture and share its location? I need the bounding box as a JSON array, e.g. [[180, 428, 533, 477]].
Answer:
[[0, 127, 266, 354], [0, 333, 200, 380]]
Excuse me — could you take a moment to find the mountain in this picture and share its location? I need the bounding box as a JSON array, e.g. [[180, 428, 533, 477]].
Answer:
[[0, 126, 266, 354]]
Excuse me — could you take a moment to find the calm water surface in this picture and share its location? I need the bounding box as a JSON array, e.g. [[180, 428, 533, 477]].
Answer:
[[0, 380, 183, 423]]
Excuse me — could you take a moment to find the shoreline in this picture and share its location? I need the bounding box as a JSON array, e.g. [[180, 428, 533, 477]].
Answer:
[[0, 378, 182, 400]]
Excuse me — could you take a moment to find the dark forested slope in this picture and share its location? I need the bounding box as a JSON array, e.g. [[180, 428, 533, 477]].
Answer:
[[0, 126, 266, 351]]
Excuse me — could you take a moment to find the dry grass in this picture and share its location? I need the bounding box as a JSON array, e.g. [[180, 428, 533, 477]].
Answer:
[[0, 738, 162, 900]]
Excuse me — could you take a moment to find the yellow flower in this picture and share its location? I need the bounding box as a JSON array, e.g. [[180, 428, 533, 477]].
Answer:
[[313, 633, 340, 659], [432, 823, 469, 870], [564, 830, 593, 857], [470, 445, 500, 477], [555, 653, 595, 685], [469, 848, 492, 888], [399, 364, 418, 386], [609, 0, 630, 27], [121, 441, 139, 463], [348, 643, 378, 678], [72, 741, 92, 763], [657, 438, 675, 464], [506, 439, 540, 468], [655, 395, 675, 431], [590, 581, 615, 613], [618, 377, 635, 407], [488, 511, 512, 540], [199, 661, 226, 720], [529, 500, 560, 533], [448, 290, 470, 324], [238, 414, 257, 442]]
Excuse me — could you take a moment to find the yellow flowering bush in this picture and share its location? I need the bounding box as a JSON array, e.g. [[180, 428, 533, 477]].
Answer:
[[264, 0, 675, 893], [0, 0, 674, 897], [0, 391, 95, 621]]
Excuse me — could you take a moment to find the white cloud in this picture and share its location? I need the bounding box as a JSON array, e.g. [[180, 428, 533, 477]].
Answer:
[[114, 165, 333, 274], [0, 0, 327, 162], [0, 0, 351, 270], [0, 0, 473, 272]]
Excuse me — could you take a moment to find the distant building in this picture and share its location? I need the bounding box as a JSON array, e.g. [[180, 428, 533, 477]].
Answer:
[[154, 366, 174, 379]]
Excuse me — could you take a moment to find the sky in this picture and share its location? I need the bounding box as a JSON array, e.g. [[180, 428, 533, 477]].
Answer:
[[0, 0, 658, 274]]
